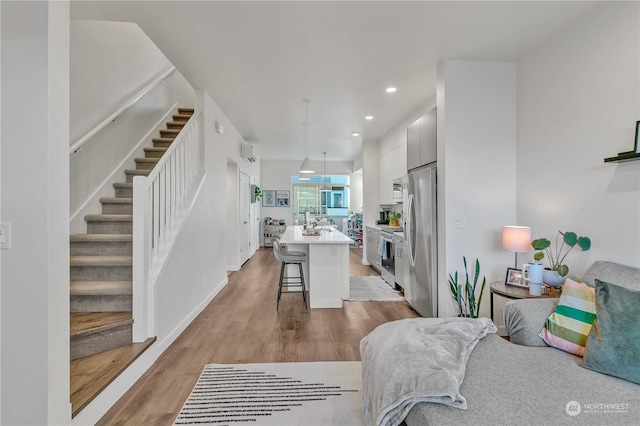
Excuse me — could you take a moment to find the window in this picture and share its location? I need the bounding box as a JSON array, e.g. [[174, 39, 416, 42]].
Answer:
[[291, 175, 350, 216]]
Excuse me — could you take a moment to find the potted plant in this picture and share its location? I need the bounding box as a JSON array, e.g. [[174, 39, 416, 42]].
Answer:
[[252, 185, 262, 203], [531, 231, 591, 286], [389, 212, 401, 227], [448, 256, 486, 318]]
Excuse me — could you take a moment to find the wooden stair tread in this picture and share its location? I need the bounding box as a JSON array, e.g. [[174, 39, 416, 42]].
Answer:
[[113, 182, 132, 188], [178, 107, 194, 114], [70, 255, 132, 266], [166, 121, 186, 126], [152, 137, 175, 143], [84, 214, 132, 222], [99, 197, 133, 204], [172, 114, 191, 121], [70, 312, 132, 335], [160, 129, 179, 134], [71, 337, 156, 418], [71, 234, 132, 242], [134, 157, 159, 163], [143, 147, 168, 152], [71, 281, 132, 296]]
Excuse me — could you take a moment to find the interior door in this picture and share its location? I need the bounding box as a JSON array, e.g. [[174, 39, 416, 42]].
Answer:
[[239, 172, 251, 265]]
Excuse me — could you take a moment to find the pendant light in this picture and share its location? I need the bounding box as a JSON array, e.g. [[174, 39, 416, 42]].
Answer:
[[298, 99, 316, 174], [319, 152, 330, 192]]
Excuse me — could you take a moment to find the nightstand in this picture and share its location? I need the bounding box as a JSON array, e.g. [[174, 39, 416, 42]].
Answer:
[[489, 280, 560, 321]]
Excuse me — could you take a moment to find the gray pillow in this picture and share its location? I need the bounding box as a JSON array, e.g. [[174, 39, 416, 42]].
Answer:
[[580, 279, 640, 384]]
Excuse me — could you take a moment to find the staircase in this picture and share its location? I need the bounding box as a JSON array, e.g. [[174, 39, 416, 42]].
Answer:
[[70, 108, 194, 415]]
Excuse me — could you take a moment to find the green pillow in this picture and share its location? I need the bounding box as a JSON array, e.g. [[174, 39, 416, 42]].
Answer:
[[580, 279, 640, 384]]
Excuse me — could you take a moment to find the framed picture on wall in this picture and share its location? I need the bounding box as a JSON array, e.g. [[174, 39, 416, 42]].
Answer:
[[276, 190, 290, 207], [262, 190, 276, 207]]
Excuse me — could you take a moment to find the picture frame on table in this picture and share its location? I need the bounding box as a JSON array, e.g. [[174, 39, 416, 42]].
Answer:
[[505, 267, 528, 288], [262, 190, 276, 207]]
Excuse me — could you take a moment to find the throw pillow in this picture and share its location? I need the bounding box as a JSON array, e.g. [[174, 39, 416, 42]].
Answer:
[[538, 278, 596, 356], [580, 279, 640, 385]]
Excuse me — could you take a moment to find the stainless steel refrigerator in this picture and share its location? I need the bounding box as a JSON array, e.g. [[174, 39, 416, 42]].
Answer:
[[403, 165, 437, 317]]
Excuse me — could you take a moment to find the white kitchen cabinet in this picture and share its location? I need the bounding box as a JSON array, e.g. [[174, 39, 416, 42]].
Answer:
[[407, 107, 437, 170], [378, 143, 407, 205], [365, 226, 381, 272]]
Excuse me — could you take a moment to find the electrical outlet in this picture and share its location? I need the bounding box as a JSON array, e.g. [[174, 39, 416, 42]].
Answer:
[[454, 217, 466, 229], [0, 222, 12, 249]]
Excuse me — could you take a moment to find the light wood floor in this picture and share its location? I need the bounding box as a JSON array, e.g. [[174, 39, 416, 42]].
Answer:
[[96, 247, 418, 425]]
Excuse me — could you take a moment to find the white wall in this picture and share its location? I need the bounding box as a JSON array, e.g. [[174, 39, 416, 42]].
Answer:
[[517, 2, 640, 273], [155, 90, 229, 342], [437, 60, 517, 319], [69, 20, 194, 233], [1, 1, 70, 424], [70, 20, 173, 143], [349, 169, 363, 214], [260, 159, 354, 227]]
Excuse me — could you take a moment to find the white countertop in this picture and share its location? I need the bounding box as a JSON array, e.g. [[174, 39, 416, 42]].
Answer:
[[279, 225, 352, 244]]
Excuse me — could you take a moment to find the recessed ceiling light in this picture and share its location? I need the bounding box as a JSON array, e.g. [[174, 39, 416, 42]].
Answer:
[[365, 115, 374, 120], [386, 87, 397, 93], [352, 131, 360, 136]]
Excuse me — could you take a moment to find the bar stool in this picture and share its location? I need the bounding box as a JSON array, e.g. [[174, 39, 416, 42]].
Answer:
[[272, 240, 308, 310]]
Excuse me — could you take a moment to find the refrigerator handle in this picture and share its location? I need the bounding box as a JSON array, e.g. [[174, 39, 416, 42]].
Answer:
[[407, 193, 416, 267]]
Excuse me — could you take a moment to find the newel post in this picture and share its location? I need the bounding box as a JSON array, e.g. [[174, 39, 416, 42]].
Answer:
[[132, 175, 151, 341]]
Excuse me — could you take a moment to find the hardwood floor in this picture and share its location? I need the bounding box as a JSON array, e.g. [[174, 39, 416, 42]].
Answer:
[[96, 247, 417, 425]]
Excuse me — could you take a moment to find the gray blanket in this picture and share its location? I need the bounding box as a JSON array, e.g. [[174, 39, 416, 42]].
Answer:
[[360, 317, 496, 426]]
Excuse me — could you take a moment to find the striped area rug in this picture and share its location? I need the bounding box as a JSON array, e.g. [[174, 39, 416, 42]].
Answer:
[[174, 362, 364, 425]]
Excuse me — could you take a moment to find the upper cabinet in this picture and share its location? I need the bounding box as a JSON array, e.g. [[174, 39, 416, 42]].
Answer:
[[407, 107, 437, 170], [379, 143, 407, 205]]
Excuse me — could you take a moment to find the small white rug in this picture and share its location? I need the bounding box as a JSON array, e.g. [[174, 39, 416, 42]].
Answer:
[[347, 276, 404, 302], [174, 362, 364, 426]]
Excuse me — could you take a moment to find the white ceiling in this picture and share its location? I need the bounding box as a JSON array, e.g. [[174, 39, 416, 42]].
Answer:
[[71, 1, 598, 163]]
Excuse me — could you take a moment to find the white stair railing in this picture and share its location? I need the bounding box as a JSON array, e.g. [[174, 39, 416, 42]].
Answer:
[[132, 111, 203, 340]]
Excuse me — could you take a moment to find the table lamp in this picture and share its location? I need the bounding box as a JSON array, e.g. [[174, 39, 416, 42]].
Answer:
[[502, 225, 531, 268]]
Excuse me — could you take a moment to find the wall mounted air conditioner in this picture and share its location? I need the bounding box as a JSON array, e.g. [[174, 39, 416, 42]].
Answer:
[[241, 143, 257, 162]]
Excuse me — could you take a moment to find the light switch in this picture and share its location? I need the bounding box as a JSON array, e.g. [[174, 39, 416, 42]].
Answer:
[[454, 217, 466, 229], [0, 222, 12, 249]]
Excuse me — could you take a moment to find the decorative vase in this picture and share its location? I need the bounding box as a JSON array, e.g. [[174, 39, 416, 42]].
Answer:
[[543, 269, 566, 288], [390, 219, 399, 227]]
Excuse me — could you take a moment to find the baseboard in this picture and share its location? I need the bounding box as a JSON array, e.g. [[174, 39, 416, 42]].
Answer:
[[227, 264, 241, 272], [71, 276, 228, 425], [158, 276, 228, 352], [362, 259, 371, 266]]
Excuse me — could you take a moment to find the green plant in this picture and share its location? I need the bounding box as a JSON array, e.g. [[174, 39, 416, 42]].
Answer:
[[254, 186, 262, 201], [531, 231, 591, 277], [448, 257, 486, 318], [388, 212, 402, 220]]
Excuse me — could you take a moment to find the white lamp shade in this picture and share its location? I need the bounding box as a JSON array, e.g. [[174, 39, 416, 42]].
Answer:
[[502, 226, 531, 253], [299, 157, 315, 174]]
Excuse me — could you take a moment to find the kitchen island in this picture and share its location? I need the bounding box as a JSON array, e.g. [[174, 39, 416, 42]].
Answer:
[[278, 225, 352, 308]]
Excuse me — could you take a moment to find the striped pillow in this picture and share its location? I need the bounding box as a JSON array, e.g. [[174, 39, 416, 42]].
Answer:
[[538, 278, 596, 356]]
